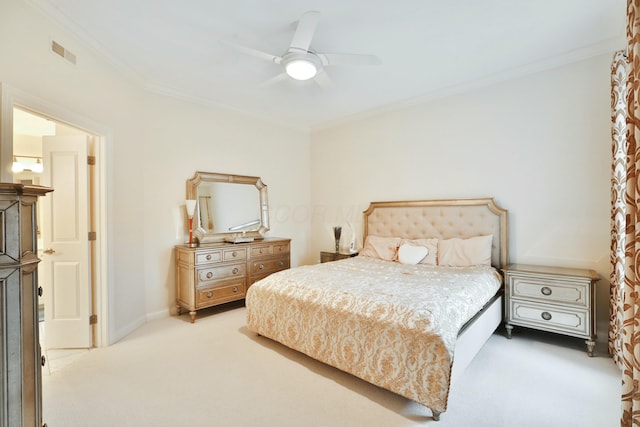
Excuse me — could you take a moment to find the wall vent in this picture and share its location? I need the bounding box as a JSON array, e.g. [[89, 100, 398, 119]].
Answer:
[[51, 40, 76, 65]]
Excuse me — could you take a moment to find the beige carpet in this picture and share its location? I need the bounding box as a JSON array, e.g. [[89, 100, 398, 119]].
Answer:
[[43, 302, 620, 426]]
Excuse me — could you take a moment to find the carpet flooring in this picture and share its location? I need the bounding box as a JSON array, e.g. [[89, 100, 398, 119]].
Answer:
[[42, 302, 621, 426]]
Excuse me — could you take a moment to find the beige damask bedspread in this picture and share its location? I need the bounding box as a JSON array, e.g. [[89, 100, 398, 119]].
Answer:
[[245, 256, 502, 413]]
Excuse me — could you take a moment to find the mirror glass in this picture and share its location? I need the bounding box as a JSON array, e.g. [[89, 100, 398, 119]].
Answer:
[[187, 172, 269, 243]]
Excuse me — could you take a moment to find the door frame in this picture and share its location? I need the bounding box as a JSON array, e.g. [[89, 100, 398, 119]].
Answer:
[[0, 82, 111, 347]]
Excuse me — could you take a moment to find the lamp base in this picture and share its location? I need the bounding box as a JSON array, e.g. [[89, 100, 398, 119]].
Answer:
[[185, 242, 198, 248]]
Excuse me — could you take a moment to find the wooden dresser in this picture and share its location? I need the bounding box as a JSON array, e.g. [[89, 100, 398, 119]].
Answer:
[[175, 237, 290, 322], [503, 264, 600, 356]]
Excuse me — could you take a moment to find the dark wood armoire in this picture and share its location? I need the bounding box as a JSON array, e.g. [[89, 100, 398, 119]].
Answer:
[[0, 184, 52, 427]]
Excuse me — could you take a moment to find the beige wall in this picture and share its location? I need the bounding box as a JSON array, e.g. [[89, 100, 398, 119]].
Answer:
[[310, 53, 613, 330]]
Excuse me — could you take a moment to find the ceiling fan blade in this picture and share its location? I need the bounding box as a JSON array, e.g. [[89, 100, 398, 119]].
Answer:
[[257, 73, 289, 88], [221, 40, 282, 64], [289, 11, 320, 52], [314, 71, 334, 90], [320, 53, 381, 66]]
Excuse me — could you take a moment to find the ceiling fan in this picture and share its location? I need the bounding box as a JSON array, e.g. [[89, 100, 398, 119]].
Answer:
[[226, 11, 381, 85]]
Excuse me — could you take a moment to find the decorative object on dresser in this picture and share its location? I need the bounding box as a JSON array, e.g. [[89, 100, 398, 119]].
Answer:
[[186, 171, 269, 244], [175, 238, 290, 323], [320, 251, 358, 263], [503, 264, 600, 356], [0, 184, 52, 427], [185, 199, 197, 247]]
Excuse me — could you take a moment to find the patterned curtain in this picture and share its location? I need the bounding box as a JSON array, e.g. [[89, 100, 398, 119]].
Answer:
[[610, 2, 640, 425], [610, 50, 628, 368]]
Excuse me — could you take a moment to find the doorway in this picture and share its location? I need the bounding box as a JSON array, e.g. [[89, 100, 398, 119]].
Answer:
[[0, 84, 110, 349], [13, 108, 95, 353]]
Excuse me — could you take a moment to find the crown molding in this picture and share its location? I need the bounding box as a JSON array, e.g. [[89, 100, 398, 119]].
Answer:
[[311, 36, 625, 132]]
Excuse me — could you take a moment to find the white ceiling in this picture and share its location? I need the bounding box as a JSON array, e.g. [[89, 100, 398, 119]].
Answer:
[[29, 0, 625, 129]]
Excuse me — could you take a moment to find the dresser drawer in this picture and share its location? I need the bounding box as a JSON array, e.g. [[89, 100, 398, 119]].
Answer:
[[195, 250, 223, 265], [509, 300, 590, 337], [197, 263, 246, 286], [508, 275, 588, 307], [250, 257, 290, 276], [223, 247, 246, 262], [196, 280, 245, 308], [251, 242, 290, 258]]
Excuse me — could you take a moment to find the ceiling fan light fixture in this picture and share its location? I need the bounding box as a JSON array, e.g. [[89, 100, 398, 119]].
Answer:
[[285, 59, 317, 80]]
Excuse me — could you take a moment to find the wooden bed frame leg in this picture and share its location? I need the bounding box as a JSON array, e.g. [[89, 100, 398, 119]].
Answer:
[[432, 410, 441, 421]]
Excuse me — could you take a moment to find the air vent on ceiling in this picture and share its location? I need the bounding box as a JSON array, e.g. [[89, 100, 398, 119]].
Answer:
[[51, 40, 76, 65]]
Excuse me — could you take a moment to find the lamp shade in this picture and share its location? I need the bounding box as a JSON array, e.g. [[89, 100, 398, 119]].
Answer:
[[185, 200, 197, 218]]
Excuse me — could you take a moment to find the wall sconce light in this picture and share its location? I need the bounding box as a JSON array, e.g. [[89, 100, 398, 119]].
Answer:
[[12, 155, 44, 174], [11, 156, 24, 173]]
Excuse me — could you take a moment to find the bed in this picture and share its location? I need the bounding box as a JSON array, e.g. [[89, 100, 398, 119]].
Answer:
[[245, 198, 508, 421]]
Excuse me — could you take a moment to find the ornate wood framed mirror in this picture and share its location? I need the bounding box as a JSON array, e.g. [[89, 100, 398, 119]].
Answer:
[[186, 171, 269, 244]]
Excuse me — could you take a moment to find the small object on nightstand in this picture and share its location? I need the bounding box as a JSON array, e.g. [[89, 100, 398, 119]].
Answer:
[[503, 264, 600, 356], [320, 251, 358, 263], [333, 226, 342, 252]]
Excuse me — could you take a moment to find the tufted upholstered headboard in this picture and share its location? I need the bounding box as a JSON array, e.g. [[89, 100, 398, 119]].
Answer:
[[363, 198, 509, 269]]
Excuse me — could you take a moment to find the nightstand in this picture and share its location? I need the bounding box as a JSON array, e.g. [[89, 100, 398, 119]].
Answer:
[[503, 264, 600, 356], [320, 251, 358, 263]]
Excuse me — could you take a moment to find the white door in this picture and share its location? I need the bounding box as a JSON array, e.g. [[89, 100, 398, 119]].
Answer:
[[40, 135, 91, 349]]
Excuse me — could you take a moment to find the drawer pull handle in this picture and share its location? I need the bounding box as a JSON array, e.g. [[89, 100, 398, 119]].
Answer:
[[233, 286, 238, 293], [232, 268, 239, 275], [541, 311, 552, 321], [278, 247, 282, 252], [206, 254, 212, 261], [232, 251, 237, 257], [541, 287, 552, 296], [38, 286, 43, 297], [259, 264, 264, 270], [206, 272, 213, 279], [206, 291, 213, 298], [41, 355, 46, 367], [259, 249, 263, 254], [279, 261, 284, 267]]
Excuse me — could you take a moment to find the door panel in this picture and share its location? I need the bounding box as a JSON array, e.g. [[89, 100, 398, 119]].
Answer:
[[40, 135, 91, 349]]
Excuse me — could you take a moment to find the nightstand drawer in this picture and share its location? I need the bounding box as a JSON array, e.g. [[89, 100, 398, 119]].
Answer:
[[509, 276, 588, 307], [509, 300, 590, 336]]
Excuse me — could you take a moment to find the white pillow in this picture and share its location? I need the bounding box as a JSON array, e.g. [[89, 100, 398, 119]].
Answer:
[[397, 244, 429, 265], [438, 235, 493, 266], [400, 238, 438, 265]]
